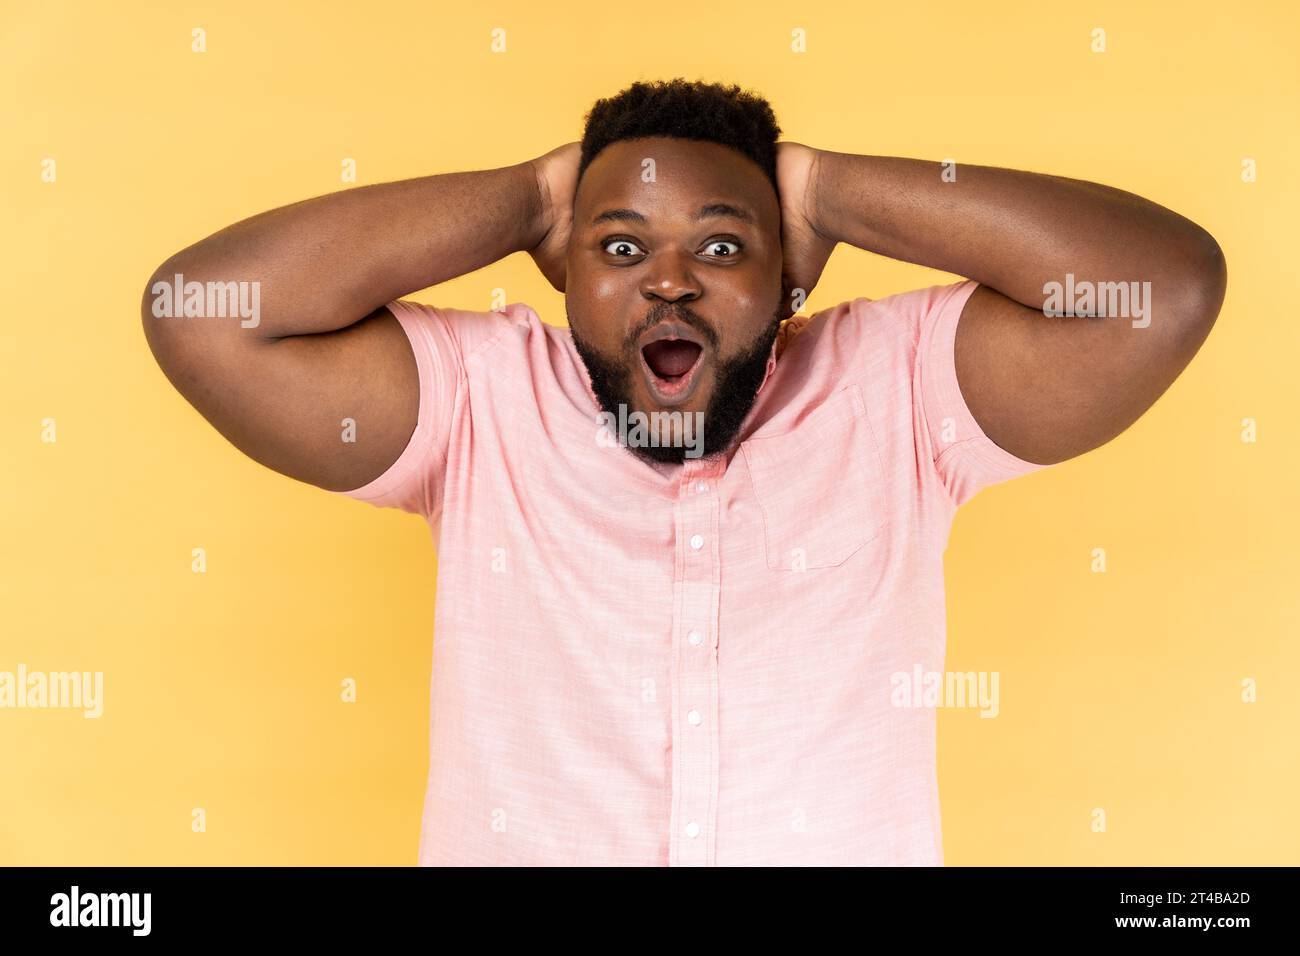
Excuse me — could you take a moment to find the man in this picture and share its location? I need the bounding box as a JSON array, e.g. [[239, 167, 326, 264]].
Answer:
[[141, 78, 1226, 865]]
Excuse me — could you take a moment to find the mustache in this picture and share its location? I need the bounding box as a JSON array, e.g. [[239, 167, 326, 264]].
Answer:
[[628, 303, 719, 353]]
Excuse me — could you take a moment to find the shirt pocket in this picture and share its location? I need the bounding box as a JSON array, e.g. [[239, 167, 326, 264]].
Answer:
[[739, 384, 887, 570]]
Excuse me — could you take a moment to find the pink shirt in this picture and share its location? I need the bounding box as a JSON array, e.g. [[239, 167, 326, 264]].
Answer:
[[340, 278, 1047, 866]]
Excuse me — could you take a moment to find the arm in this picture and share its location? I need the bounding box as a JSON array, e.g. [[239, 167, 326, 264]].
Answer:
[[140, 144, 579, 491], [779, 144, 1227, 465]]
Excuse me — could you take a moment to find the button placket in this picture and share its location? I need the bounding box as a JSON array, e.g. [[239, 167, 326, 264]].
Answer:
[[668, 458, 723, 867]]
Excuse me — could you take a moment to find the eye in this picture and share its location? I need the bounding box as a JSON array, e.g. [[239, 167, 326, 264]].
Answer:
[[702, 239, 742, 258], [603, 238, 645, 257]]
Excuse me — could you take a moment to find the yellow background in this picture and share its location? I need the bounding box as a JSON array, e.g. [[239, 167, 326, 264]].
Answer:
[[2, 0, 1296, 865]]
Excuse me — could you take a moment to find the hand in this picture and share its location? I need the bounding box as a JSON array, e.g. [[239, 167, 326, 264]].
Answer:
[[775, 141, 837, 319], [526, 142, 581, 293]]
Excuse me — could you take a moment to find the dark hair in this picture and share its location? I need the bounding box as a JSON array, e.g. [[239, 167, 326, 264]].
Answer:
[[579, 78, 782, 191]]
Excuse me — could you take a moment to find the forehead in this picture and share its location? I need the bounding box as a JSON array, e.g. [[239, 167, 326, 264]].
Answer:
[[577, 136, 776, 227]]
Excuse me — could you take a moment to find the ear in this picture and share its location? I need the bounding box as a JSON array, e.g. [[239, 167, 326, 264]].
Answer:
[[778, 275, 798, 322]]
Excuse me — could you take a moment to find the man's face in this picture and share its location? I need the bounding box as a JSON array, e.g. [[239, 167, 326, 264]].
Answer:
[[565, 136, 784, 464]]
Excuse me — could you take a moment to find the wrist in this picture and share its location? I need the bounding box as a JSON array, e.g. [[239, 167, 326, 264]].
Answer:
[[805, 148, 839, 244], [517, 158, 552, 253]]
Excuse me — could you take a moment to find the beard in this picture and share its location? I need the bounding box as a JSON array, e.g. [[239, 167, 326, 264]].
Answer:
[[568, 302, 783, 465]]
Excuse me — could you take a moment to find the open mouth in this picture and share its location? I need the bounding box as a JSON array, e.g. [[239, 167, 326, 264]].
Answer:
[[639, 337, 704, 404]]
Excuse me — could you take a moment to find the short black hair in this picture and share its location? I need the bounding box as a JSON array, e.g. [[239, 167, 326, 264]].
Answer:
[[579, 78, 782, 192]]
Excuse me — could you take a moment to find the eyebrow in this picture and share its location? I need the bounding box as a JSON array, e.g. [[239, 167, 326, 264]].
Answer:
[[589, 202, 756, 227]]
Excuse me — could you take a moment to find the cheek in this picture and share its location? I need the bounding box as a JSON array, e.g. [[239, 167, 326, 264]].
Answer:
[[570, 257, 626, 302], [590, 271, 628, 301], [568, 275, 636, 352], [725, 256, 781, 306], [567, 305, 622, 357], [716, 279, 779, 354]]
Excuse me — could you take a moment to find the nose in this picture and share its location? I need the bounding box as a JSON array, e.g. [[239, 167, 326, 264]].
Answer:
[[639, 249, 701, 304]]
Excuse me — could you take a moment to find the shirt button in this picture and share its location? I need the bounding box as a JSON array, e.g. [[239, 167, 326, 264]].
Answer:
[[687, 709, 702, 726], [689, 534, 704, 550], [685, 821, 701, 839], [688, 630, 703, 646], [695, 481, 708, 494]]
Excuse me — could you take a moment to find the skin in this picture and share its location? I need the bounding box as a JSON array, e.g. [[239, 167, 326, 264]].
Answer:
[[562, 136, 784, 423], [142, 162, 542, 492], [782, 143, 1227, 464], [141, 132, 1226, 494]]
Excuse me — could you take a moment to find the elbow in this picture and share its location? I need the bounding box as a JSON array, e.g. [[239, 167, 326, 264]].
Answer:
[[1167, 227, 1227, 343], [140, 253, 190, 368], [1192, 228, 1227, 313], [141, 258, 170, 320], [140, 259, 170, 352]]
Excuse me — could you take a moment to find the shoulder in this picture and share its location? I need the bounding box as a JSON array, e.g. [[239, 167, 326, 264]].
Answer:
[[788, 280, 978, 372], [383, 298, 555, 366]]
